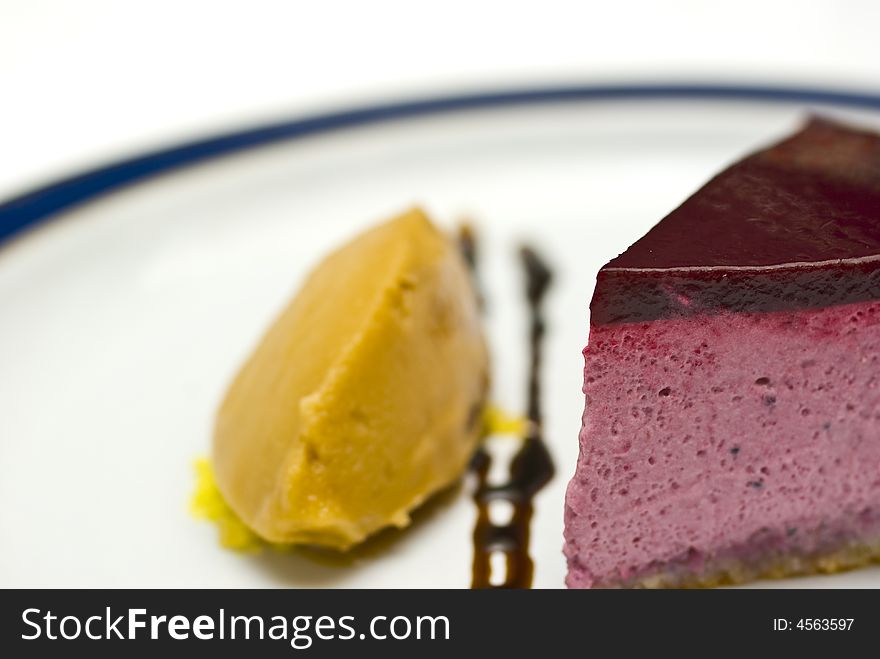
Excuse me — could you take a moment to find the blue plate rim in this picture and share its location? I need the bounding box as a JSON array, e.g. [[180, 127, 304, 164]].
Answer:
[[3, 81, 880, 247]]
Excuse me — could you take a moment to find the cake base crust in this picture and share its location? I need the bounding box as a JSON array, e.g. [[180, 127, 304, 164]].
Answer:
[[618, 537, 880, 589]]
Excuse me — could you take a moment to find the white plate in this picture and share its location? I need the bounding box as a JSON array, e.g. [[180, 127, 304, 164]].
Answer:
[[3, 86, 880, 588]]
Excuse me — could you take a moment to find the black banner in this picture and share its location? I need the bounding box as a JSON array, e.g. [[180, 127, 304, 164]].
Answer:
[[0, 589, 876, 656]]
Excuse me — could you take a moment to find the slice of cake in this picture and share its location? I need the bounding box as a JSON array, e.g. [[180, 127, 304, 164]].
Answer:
[[213, 208, 489, 549], [564, 118, 880, 588]]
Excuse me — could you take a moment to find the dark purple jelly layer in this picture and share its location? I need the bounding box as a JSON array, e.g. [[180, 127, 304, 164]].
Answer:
[[592, 261, 880, 325], [593, 118, 880, 325]]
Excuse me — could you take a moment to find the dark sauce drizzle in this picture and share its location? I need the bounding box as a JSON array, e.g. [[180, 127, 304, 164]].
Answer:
[[457, 224, 484, 311], [461, 229, 555, 588]]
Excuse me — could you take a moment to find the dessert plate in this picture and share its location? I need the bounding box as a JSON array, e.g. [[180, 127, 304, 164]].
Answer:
[[2, 84, 880, 588]]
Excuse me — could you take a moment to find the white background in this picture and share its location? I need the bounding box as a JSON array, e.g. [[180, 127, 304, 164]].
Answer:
[[2, 0, 880, 199]]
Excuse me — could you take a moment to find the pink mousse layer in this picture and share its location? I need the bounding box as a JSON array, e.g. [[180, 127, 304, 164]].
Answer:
[[564, 299, 880, 588]]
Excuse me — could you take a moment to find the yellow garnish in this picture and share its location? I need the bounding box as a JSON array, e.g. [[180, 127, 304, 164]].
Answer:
[[190, 457, 266, 552], [483, 404, 528, 438]]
